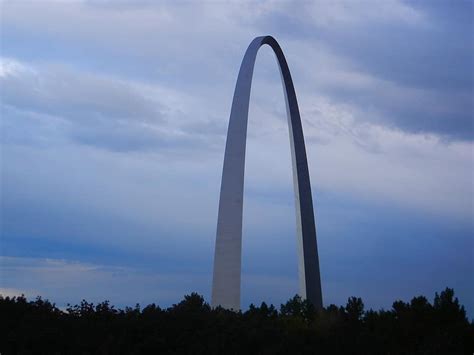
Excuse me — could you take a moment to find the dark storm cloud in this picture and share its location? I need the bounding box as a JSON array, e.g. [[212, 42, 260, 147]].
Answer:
[[0, 64, 167, 151], [252, 0, 474, 140], [3, 1, 472, 140], [0, 62, 225, 152]]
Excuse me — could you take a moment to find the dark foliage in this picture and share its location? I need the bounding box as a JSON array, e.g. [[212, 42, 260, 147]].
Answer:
[[0, 288, 472, 354]]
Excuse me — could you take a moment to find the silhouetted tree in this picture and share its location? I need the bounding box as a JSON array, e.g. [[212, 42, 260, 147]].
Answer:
[[0, 288, 472, 354], [345, 296, 364, 321]]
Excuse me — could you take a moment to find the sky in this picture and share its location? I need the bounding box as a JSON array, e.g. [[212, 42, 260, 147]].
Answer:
[[1, 0, 473, 316]]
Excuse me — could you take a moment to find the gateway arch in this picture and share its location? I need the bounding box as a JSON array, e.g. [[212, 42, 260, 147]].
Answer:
[[211, 36, 323, 310]]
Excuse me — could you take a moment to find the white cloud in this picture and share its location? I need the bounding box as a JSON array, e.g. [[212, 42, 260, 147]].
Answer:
[[0, 256, 210, 307], [0, 57, 35, 77], [0, 287, 35, 298], [2, 55, 472, 251], [0, 57, 227, 152], [302, 0, 428, 28]]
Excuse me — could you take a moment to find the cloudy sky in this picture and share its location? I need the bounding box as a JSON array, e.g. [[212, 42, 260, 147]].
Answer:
[[1, 0, 473, 315]]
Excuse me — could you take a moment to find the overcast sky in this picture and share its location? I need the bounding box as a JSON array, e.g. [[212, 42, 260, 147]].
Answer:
[[1, 0, 473, 315]]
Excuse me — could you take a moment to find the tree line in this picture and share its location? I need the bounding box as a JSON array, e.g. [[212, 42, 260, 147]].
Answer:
[[1, 287, 472, 354]]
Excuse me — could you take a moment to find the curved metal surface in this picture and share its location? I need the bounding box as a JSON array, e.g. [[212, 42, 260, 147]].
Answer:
[[211, 36, 323, 310]]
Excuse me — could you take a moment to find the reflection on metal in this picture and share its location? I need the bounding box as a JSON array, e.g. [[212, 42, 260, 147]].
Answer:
[[211, 36, 323, 310]]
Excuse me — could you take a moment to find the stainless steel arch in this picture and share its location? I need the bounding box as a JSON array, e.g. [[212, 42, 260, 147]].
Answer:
[[211, 36, 323, 310]]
